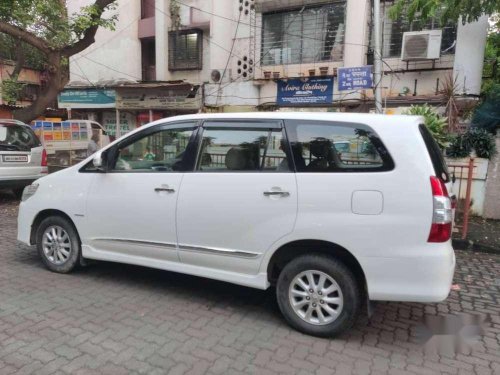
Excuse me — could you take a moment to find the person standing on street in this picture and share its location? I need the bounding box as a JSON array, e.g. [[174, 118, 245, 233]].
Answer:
[[87, 131, 100, 157]]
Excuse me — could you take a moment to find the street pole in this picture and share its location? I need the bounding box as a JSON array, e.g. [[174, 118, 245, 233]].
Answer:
[[373, 0, 383, 114]]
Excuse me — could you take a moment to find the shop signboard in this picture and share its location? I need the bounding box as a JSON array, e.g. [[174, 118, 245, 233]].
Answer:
[[337, 66, 373, 91], [58, 89, 116, 109], [276, 77, 334, 106], [115, 86, 201, 110]]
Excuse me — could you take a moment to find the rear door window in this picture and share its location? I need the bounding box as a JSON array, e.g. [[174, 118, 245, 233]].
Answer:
[[0, 123, 41, 152], [284, 120, 394, 172], [196, 121, 290, 172]]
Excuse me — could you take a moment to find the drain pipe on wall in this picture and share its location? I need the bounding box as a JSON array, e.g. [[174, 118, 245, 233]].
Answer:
[[373, 0, 383, 113]]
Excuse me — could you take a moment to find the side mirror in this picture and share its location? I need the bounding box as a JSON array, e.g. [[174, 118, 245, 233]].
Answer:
[[92, 151, 105, 171]]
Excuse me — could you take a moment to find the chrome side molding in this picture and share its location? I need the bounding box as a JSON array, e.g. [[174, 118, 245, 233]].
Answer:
[[93, 238, 177, 250], [91, 238, 260, 259], [179, 244, 260, 259]]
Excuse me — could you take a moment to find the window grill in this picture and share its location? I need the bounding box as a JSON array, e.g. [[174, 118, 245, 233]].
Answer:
[[261, 2, 346, 66], [379, 4, 457, 58], [168, 29, 203, 71]]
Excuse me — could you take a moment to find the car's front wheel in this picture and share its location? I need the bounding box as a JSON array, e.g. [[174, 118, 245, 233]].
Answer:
[[276, 254, 361, 337], [36, 216, 80, 273]]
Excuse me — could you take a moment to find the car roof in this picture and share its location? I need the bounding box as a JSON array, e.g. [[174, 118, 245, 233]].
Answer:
[[0, 119, 29, 126], [146, 112, 424, 132]]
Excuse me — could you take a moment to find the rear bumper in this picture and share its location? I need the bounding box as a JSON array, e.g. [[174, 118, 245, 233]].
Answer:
[[360, 242, 456, 302], [0, 169, 47, 189]]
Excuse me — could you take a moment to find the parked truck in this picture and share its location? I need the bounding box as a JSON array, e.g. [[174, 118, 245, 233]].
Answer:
[[32, 120, 110, 167]]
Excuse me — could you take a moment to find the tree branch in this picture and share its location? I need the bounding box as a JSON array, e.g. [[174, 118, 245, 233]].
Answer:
[[8, 39, 25, 80], [0, 23, 51, 55], [61, 0, 116, 57]]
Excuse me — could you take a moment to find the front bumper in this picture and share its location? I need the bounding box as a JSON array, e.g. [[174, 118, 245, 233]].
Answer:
[[360, 242, 456, 302], [17, 203, 37, 246]]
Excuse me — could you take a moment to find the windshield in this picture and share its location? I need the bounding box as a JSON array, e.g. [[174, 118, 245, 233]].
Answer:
[[0, 123, 41, 152]]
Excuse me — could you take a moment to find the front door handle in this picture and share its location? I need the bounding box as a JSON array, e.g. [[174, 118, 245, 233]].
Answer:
[[154, 186, 175, 193], [263, 191, 290, 197]]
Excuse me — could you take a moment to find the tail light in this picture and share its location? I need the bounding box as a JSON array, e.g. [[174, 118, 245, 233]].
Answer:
[[41, 149, 48, 173], [428, 176, 452, 242]]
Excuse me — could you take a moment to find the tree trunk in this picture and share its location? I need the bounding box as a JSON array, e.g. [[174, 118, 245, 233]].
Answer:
[[13, 53, 69, 123], [8, 40, 25, 80]]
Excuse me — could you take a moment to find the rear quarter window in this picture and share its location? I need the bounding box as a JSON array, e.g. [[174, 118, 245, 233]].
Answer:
[[418, 124, 449, 182], [284, 120, 394, 172], [0, 123, 41, 152]]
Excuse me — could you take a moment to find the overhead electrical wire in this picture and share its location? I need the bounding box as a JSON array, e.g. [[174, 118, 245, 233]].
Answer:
[[67, 1, 432, 107], [216, 10, 242, 106]]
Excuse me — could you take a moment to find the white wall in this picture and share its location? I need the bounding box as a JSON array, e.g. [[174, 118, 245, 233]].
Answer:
[[453, 15, 490, 95], [68, 0, 142, 83]]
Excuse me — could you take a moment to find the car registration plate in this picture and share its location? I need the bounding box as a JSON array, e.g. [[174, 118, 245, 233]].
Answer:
[[2, 155, 28, 162]]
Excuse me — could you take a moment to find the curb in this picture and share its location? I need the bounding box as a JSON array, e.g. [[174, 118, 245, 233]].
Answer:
[[452, 239, 500, 255]]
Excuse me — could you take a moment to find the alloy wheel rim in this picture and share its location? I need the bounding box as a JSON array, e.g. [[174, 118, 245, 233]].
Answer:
[[42, 225, 72, 265], [288, 270, 343, 325]]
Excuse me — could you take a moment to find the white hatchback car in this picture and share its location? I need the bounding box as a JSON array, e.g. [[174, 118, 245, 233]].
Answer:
[[18, 113, 455, 337]]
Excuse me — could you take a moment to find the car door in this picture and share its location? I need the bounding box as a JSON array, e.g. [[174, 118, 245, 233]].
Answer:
[[84, 121, 198, 263], [176, 119, 297, 275]]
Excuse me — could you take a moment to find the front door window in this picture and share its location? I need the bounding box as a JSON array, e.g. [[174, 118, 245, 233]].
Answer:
[[112, 126, 196, 172]]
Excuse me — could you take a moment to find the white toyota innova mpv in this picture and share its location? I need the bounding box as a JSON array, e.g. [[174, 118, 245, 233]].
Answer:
[[17, 113, 455, 337]]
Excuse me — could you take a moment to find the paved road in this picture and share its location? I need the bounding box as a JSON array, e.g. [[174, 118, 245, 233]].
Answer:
[[1, 192, 499, 375]]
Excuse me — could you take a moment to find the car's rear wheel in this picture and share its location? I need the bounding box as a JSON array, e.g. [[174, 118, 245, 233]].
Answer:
[[36, 216, 80, 273], [276, 254, 361, 337]]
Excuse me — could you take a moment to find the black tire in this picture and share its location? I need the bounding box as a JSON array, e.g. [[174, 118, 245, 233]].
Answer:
[[276, 254, 361, 337], [12, 187, 25, 200], [36, 216, 80, 273]]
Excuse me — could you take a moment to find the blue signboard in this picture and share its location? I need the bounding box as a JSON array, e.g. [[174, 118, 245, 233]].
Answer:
[[58, 89, 116, 109], [337, 66, 373, 91], [277, 77, 334, 106]]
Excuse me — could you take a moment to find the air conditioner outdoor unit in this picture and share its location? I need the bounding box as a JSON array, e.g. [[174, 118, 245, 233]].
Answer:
[[401, 30, 442, 61], [210, 69, 232, 83]]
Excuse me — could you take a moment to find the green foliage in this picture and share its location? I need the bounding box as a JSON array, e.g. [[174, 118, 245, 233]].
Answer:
[[389, 0, 500, 25], [0, 0, 117, 49], [0, 79, 25, 104], [446, 135, 472, 158], [0, 34, 47, 70], [0, 0, 117, 122], [482, 16, 500, 95], [71, 4, 118, 41], [169, 0, 181, 30], [403, 105, 450, 148], [472, 84, 500, 133], [447, 129, 497, 159]]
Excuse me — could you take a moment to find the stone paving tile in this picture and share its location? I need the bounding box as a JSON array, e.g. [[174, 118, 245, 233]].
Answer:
[[0, 193, 499, 374]]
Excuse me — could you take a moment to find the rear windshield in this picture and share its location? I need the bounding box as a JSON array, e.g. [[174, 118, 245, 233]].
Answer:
[[418, 124, 449, 182], [0, 123, 41, 152]]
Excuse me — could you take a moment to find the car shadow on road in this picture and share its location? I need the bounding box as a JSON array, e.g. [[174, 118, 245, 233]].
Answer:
[[16, 242, 416, 340]]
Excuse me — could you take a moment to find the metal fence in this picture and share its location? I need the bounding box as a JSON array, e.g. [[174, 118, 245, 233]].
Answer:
[[447, 158, 475, 240]]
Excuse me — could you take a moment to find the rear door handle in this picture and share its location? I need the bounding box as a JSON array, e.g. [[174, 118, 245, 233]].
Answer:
[[263, 191, 290, 197], [154, 186, 175, 193]]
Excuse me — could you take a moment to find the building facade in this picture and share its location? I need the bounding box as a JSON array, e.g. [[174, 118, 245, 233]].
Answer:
[[64, 0, 489, 132], [0, 61, 46, 119]]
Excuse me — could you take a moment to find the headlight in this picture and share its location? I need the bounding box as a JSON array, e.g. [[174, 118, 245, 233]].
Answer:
[[21, 183, 39, 201]]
